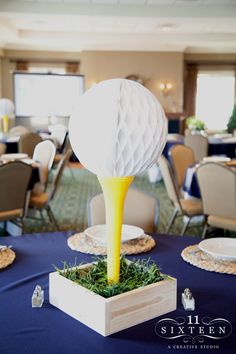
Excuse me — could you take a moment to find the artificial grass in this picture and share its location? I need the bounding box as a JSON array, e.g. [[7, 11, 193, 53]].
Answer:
[[56, 257, 166, 298]]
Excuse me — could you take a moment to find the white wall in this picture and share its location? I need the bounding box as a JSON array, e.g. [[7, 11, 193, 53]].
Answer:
[[80, 51, 184, 113]]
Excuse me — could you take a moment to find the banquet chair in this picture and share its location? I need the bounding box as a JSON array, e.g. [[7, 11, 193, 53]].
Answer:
[[53, 132, 71, 163], [0, 142, 6, 155], [184, 134, 208, 162], [168, 144, 195, 190], [33, 140, 56, 188], [0, 161, 32, 234], [196, 162, 236, 238], [29, 149, 72, 230], [158, 155, 203, 235], [18, 133, 42, 158], [48, 124, 67, 150], [53, 132, 74, 178], [87, 188, 159, 233]]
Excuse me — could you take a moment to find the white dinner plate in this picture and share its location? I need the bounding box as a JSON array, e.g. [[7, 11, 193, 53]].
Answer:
[[212, 133, 232, 140], [6, 136, 20, 143], [22, 158, 35, 165], [199, 238, 236, 261], [84, 224, 144, 245], [202, 156, 231, 163], [1, 153, 28, 161]]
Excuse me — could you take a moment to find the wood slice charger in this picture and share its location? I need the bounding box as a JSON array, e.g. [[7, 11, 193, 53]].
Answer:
[[0, 248, 16, 270]]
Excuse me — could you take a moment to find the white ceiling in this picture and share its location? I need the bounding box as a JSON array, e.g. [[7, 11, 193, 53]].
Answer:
[[0, 0, 236, 53]]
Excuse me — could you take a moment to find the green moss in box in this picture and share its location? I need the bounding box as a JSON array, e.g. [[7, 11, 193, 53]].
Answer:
[[55, 257, 166, 298], [50, 257, 177, 336]]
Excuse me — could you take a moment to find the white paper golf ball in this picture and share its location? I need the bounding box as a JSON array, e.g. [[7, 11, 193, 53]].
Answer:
[[0, 98, 14, 116], [69, 79, 167, 177]]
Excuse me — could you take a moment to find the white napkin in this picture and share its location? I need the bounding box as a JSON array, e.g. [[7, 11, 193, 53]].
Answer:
[[185, 166, 196, 190]]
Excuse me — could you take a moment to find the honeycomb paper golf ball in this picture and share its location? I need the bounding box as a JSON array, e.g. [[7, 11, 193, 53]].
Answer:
[[69, 79, 167, 177], [0, 98, 14, 117]]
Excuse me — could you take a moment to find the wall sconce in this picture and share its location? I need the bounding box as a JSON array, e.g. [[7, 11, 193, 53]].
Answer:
[[159, 82, 173, 97]]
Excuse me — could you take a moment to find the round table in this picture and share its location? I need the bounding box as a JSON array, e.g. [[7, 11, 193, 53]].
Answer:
[[163, 139, 236, 161]]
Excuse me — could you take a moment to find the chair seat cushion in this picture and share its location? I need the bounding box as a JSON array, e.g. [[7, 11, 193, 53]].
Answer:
[[180, 199, 203, 216], [0, 209, 23, 222], [208, 215, 236, 231], [29, 192, 49, 209]]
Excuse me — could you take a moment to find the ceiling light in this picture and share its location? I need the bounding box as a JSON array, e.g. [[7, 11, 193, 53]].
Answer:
[[160, 24, 175, 32], [31, 20, 46, 26]]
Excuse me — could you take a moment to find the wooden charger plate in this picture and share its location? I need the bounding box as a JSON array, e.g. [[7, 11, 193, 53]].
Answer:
[[225, 159, 236, 167], [0, 248, 16, 270]]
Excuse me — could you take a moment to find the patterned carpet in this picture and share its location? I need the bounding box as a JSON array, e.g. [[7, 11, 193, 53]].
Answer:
[[1, 165, 233, 239], [23, 166, 204, 237]]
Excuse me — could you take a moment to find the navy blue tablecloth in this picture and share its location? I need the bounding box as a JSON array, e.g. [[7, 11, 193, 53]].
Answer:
[[183, 167, 201, 199], [0, 231, 235, 354], [163, 140, 236, 161], [28, 166, 40, 190], [0, 137, 18, 153], [164, 140, 236, 198], [5, 141, 18, 153], [163, 140, 181, 160], [208, 142, 236, 159]]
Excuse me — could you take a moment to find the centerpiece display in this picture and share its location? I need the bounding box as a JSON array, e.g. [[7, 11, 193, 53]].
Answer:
[[0, 98, 15, 133], [186, 116, 206, 135], [49, 79, 177, 336]]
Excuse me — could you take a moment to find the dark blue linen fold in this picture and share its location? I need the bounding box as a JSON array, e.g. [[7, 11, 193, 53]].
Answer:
[[0, 231, 235, 354]]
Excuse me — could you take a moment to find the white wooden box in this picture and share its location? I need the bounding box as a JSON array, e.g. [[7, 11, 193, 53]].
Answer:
[[49, 263, 177, 336]]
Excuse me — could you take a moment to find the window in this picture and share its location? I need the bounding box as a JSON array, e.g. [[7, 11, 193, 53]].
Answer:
[[195, 71, 235, 131], [28, 62, 66, 75]]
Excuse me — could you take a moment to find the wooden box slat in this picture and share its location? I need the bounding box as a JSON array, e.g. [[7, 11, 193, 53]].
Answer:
[[49, 263, 177, 336]]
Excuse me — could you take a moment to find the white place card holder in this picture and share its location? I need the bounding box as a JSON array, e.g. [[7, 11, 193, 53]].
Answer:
[[182, 288, 195, 311], [32, 285, 44, 308]]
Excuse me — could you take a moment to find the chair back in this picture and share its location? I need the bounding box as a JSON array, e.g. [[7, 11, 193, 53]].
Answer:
[[0, 161, 32, 214], [158, 155, 180, 206], [184, 134, 208, 162], [18, 133, 42, 158], [197, 162, 236, 219], [50, 149, 72, 200], [88, 188, 159, 233], [33, 140, 56, 185], [0, 142, 6, 156], [48, 124, 67, 149], [57, 131, 69, 153], [169, 144, 195, 188]]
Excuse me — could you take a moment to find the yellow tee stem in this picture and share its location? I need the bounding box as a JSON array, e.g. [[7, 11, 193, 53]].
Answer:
[[2, 115, 9, 133], [98, 176, 134, 284]]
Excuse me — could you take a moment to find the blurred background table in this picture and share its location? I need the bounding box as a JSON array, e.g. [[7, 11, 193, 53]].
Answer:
[[0, 134, 19, 153], [183, 165, 201, 199], [164, 137, 236, 161], [183, 161, 236, 199]]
